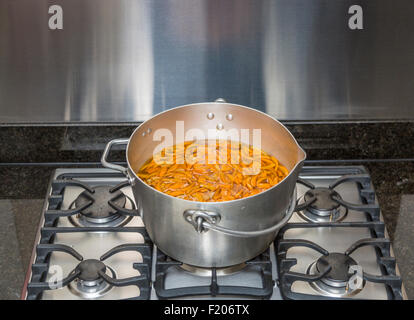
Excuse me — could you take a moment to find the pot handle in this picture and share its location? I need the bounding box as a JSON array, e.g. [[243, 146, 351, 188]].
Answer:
[[183, 188, 297, 237], [101, 139, 130, 176]]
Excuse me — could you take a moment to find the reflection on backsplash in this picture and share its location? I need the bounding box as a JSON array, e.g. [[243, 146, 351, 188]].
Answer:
[[2, 0, 414, 122]]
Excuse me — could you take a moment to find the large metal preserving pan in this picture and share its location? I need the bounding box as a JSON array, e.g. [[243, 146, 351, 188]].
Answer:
[[101, 101, 306, 267]]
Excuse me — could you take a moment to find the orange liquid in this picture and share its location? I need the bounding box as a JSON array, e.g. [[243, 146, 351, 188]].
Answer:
[[136, 140, 289, 202]]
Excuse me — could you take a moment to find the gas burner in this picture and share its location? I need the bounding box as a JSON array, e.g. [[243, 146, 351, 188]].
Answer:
[[277, 226, 403, 300], [68, 259, 116, 299], [179, 263, 247, 276], [155, 249, 274, 299], [306, 253, 365, 298], [69, 185, 134, 227], [26, 242, 152, 300], [297, 187, 348, 222]]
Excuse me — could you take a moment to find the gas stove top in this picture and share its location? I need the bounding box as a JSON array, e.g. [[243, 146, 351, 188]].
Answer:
[[21, 166, 407, 300]]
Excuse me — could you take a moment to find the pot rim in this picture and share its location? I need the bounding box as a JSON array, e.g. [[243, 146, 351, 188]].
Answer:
[[125, 101, 306, 205]]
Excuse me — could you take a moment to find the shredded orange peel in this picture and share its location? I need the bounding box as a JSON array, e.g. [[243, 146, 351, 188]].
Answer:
[[136, 140, 289, 202]]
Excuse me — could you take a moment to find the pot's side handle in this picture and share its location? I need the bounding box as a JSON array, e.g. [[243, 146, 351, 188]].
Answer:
[[183, 210, 221, 233], [183, 188, 297, 237], [101, 138, 130, 175]]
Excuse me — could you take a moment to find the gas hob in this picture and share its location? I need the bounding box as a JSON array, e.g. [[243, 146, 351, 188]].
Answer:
[[21, 166, 406, 300]]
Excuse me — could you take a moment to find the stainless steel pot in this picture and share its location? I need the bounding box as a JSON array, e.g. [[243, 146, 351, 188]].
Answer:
[[101, 100, 306, 267]]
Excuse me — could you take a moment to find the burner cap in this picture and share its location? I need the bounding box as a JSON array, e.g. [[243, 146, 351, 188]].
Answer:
[[316, 253, 357, 286], [298, 187, 348, 222], [76, 259, 107, 282], [307, 252, 365, 297], [304, 187, 341, 214], [69, 262, 115, 298], [74, 185, 126, 223]]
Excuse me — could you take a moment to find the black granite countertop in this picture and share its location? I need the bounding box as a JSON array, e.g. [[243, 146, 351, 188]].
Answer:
[[0, 122, 413, 300]]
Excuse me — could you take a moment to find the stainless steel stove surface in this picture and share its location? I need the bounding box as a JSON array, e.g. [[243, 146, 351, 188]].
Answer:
[[21, 166, 407, 300]]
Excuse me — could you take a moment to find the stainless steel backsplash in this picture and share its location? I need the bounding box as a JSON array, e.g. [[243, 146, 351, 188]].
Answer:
[[1, 0, 414, 122]]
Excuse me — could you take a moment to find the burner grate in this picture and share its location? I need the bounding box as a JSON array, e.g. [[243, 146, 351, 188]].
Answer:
[[275, 222, 403, 300], [26, 239, 152, 300], [296, 174, 380, 222], [45, 179, 139, 227], [154, 249, 274, 299], [24, 171, 153, 300]]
